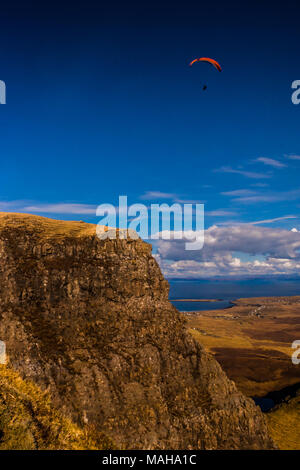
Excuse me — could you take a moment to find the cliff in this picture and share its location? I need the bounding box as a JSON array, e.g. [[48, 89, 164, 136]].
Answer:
[[0, 213, 274, 449]]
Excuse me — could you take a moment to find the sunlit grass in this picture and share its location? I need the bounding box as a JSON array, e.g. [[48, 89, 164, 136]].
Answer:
[[267, 395, 300, 450], [0, 364, 114, 450]]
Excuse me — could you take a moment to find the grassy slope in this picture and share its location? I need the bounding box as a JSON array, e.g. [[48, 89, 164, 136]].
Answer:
[[0, 364, 114, 450], [267, 395, 300, 450]]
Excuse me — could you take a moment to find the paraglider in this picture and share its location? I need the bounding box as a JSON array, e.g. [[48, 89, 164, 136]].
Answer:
[[189, 57, 222, 72], [189, 57, 222, 90]]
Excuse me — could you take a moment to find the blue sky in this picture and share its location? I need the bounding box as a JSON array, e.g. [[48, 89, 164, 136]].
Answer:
[[1, 1, 300, 277]]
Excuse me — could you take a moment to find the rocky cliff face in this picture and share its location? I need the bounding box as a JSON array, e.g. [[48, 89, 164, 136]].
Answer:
[[0, 213, 274, 449]]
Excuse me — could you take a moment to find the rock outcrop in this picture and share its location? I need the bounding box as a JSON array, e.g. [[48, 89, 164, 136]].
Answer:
[[0, 213, 274, 449]]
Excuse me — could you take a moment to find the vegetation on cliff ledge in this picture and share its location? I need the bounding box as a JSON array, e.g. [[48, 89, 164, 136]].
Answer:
[[0, 364, 114, 450]]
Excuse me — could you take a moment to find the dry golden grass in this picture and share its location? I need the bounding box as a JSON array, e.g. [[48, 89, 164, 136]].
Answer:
[[0, 364, 114, 450], [267, 395, 300, 450], [0, 212, 98, 239]]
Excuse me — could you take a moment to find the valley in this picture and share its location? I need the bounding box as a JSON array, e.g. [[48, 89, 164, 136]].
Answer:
[[185, 296, 300, 449]]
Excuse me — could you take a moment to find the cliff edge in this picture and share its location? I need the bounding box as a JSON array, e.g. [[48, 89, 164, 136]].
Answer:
[[0, 213, 274, 449]]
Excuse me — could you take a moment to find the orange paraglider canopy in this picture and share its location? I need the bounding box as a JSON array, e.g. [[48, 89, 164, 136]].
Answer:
[[189, 57, 222, 72]]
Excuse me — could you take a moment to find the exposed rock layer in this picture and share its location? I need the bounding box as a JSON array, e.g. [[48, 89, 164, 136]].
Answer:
[[0, 213, 274, 449]]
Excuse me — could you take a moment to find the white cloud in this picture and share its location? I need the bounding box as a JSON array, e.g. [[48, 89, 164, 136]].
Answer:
[[155, 252, 300, 278], [256, 157, 286, 168], [221, 189, 257, 197], [206, 210, 238, 217], [158, 225, 300, 260], [174, 199, 205, 204], [154, 225, 300, 278], [250, 216, 298, 225], [0, 201, 24, 211], [214, 166, 271, 179], [23, 203, 97, 215], [219, 215, 298, 226], [140, 191, 177, 200], [251, 183, 269, 187], [285, 154, 300, 160], [223, 188, 300, 204]]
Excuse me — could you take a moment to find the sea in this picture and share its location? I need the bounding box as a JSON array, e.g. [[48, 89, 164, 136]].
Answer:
[[169, 277, 300, 311]]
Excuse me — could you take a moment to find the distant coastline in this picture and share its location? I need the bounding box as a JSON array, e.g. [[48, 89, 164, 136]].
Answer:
[[171, 298, 223, 302], [169, 279, 300, 304], [170, 298, 234, 312]]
